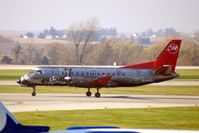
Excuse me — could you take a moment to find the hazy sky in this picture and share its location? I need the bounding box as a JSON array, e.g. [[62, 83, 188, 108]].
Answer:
[[0, 0, 199, 33]]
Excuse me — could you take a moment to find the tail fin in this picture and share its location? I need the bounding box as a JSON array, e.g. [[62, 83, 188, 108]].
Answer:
[[121, 40, 181, 72], [0, 102, 50, 133], [153, 40, 181, 72]]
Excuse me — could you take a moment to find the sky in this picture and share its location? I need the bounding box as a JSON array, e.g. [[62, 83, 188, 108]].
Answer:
[[0, 0, 199, 33]]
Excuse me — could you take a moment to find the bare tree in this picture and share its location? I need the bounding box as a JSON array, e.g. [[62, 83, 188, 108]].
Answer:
[[46, 44, 60, 65], [12, 45, 22, 64], [1, 56, 13, 64], [26, 45, 36, 64], [68, 18, 99, 64]]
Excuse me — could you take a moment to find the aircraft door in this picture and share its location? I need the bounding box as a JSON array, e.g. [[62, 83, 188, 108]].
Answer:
[[66, 68, 72, 77], [64, 68, 72, 81]]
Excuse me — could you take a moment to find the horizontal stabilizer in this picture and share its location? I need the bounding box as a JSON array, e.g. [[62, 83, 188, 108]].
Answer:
[[154, 65, 173, 75]]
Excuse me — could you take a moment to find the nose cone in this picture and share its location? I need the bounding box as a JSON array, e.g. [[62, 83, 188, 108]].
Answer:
[[16, 79, 21, 84]]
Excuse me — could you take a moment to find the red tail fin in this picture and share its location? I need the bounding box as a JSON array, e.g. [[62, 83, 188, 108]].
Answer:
[[154, 40, 181, 72], [121, 40, 181, 72]]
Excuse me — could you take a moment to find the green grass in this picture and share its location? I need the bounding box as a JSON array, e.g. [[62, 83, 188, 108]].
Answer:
[[175, 69, 199, 81], [0, 69, 29, 80], [0, 69, 198, 81], [14, 106, 199, 131], [0, 85, 199, 95]]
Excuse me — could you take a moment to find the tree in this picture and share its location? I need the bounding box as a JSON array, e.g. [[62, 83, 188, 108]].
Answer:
[[0, 35, 13, 43], [39, 56, 49, 65], [26, 45, 36, 64], [46, 44, 61, 64], [1, 56, 13, 64], [67, 18, 99, 64], [25, 32, 34, 38], [94, 42, 114, 65], [12, 45, 22, 64]]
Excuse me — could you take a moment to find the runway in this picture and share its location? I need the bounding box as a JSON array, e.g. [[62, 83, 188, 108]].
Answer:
[[0, 93, 199, 112]]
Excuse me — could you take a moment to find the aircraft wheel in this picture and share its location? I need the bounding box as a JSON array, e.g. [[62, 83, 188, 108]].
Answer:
[[32, 91, 36, 96], [32, 86, 36, 96], [86, 91, 92, 97], [95, 92, 101, 98]]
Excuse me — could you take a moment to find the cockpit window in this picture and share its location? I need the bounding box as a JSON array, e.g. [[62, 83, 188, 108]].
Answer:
[[28, 70, 42, 75], [36, 70, 42, 75]]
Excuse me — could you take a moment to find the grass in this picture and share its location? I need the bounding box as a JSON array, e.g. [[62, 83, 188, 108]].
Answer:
[[0, 69, 29, 80], [0, 85, 199, 96], [14, 106, 199, 131], [175, 69, 199, 81], [0, 69, 198, 81]]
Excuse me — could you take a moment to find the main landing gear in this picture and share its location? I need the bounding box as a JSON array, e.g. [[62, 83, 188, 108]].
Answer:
[[86, 88, 101, 98], [95, 88, 101, 98], [86, 88, 92, 97], [31, 86, 36, 96]]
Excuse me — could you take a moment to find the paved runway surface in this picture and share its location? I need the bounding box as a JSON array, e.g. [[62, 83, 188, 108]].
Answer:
[[0, 93, 199, 112]]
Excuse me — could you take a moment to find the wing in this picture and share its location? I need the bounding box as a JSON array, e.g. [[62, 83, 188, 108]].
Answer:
[[91, 75, 111, 86]]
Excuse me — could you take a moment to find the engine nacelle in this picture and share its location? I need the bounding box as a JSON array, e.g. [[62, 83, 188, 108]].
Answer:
[[64, 76, 72, 81]]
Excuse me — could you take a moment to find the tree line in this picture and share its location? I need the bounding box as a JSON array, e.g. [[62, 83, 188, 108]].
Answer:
[[1, 36, 199, 66]]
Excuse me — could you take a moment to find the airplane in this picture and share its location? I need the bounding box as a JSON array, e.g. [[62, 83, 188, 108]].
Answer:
[[17, 40, 181, 98], [0, 102, 199, 133]]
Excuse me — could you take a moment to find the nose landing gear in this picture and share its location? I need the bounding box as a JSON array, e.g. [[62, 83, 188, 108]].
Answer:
[[95, 88, 101, 98], [86, 88, 92, 97], [31, 86, 36, 96]]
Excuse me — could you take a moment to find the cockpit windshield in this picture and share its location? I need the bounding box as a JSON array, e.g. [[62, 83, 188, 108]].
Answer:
[[36, 70, 42, 75], [28, 69, 42, 75]]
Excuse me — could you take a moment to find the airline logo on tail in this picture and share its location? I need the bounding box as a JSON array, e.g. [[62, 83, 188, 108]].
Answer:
[[167, 43, 179, 54]]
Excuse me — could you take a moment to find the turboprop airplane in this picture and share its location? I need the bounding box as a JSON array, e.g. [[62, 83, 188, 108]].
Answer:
[[17, 40, 181, 98], [1, 102, 199, 133]]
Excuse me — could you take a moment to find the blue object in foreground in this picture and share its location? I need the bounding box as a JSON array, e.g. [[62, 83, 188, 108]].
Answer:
[[0, 102, 199, 133]]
